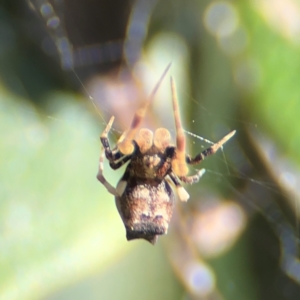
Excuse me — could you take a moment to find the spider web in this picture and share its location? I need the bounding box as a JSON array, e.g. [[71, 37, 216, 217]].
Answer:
[[3, 0, 300, 299]]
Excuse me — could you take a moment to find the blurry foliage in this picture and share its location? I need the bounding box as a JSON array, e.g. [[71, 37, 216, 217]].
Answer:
[[238, 0, 300, 162], [1, 0, 300, 300]]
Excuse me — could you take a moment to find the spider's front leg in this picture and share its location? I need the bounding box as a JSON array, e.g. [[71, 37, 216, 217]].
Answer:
[[97, 116, 131, 196], [100, 116, 122, 162], [97, 148, 119, 197]]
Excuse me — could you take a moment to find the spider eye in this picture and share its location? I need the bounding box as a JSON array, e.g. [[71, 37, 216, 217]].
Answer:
[[154, 128, 171, 151]]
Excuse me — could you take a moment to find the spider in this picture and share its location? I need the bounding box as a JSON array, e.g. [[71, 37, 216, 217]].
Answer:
[[97, 65, 235, 244]]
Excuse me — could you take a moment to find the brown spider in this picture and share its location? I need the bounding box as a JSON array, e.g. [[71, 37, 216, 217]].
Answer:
[[97, 66, 235, 244]]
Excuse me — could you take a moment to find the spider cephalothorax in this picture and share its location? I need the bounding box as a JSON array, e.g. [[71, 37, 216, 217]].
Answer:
[[97, 65, 235, 244]]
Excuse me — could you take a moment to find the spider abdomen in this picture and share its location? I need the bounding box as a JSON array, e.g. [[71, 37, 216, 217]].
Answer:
[[115, 179, 175, 244]]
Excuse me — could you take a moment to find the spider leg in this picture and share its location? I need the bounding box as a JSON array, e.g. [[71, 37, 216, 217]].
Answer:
[[117, 63, 171, 155], [179, 169, 206, 184], [169, 172, 190, 202], [100, 116, 124, 161], [186, 130, 236, 165], [109, 155, 132, 170], [96, 148, 119, 197], [98, 117, 132, 195], [170, 78, 189, 177], [169, 168, 206, 202]]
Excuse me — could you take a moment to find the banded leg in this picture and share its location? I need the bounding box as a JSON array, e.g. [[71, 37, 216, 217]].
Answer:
[[109, 155, 132, 170], [169, 168, 206, 202], [97, 148, 119, 196], [169, 172, 190, 202], [179, 169, 206, 184], [100, 116, 134, 169], [100, 116, 124, 161], [97, 117, 129, 196], [186, 130, 236, 165]]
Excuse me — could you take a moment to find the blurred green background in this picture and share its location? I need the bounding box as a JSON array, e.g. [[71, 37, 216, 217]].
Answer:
[[1, 0, 300, 299]]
